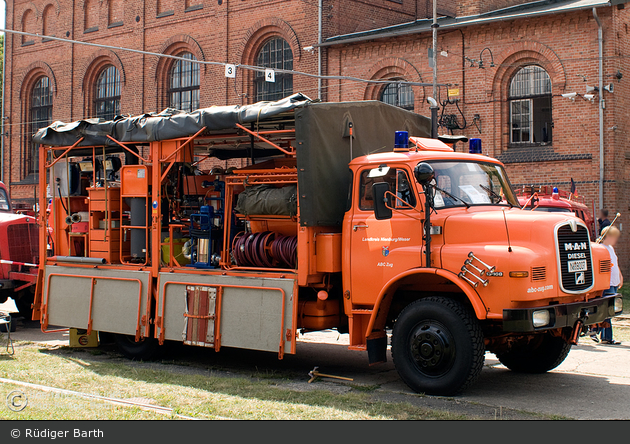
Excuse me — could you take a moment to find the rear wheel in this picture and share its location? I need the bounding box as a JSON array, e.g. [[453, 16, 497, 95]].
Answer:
[[114, 334, 162, 361], [15, 290, 34, 321], [496, 334, 571, 373], [391, 297, 485, 396]]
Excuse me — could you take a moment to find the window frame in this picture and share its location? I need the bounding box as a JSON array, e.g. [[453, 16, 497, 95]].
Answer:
[[508, 65, 552, 146], [254, 37, 293, 102], [510, 98, 533, 144], [168, 52, 200, 112], [94, 65, 121, 120], [357, 166, 417, 212], [380, 81, 415, 111], [27, 76, 53, 176]]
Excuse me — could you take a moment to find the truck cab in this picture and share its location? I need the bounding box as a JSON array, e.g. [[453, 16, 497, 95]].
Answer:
[[343, 137, 619, 394]]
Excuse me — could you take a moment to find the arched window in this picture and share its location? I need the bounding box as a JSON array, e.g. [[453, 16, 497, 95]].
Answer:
[[509, 65, 552, 145], [28, 77, 53, 174], [380, 81, 414, 111], [255, 38, 293, 102], [95, 66, 121, 120], [168, 52, 200, 112]]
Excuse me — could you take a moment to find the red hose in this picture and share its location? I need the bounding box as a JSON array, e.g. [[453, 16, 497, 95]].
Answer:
[[232, 231, 297, 268]]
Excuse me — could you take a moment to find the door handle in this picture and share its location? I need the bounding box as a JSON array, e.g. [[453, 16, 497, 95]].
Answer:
[[353, 224, 369, 231]]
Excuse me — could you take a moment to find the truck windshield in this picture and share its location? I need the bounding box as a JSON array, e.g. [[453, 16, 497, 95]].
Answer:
[[0, 189, 10, 212], [427, 161, 519, 209]]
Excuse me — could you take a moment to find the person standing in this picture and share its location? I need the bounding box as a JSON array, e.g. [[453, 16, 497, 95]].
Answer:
[[598, 226, 622, 345], [598, 209, 611, 235]]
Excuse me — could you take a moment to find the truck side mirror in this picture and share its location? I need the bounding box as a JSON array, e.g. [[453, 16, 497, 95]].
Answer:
[[373, 182, 392, 220]]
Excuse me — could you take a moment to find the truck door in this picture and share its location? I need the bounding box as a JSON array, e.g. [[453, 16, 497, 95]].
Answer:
[[348, 165, 423, 305]]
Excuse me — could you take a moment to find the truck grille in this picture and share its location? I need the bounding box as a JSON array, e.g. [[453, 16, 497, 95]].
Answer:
[[7, 223, 39, 265], [556, 224, 593, 293]]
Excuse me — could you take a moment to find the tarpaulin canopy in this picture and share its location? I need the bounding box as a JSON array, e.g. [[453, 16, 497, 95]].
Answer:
[[33, 93, 311, 147], [34, 94, 431, 227], [295, 101, 430, 226]]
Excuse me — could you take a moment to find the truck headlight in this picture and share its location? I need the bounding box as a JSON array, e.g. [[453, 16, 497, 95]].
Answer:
[[614, 297, 623, 314], [532, 310, 551, 328]]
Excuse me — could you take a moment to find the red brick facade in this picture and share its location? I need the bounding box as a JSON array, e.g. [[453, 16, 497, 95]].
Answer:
[[2, 0, 630, 271], [324, 3, 630, 272]]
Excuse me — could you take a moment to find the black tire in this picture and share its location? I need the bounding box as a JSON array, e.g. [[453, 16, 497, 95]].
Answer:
[[391, 297, 485, 396], [114, 334, 162, 361], [496, 334, 571, 374], [15, 291, 34, 321]]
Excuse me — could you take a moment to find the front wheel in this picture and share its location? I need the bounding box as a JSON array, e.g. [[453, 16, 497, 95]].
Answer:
[[496, 334, 571, 373], [391, 297, 485, 396]]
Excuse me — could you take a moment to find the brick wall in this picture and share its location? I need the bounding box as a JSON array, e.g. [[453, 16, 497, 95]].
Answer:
[[325, 6, 630, 272]]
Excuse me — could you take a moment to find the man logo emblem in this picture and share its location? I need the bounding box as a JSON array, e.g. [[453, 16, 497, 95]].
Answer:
[[575, 272, 585, 285], [382, 246, 389, 257]]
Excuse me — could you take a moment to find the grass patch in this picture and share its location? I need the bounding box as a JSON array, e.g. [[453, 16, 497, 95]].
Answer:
[[0, 344, 469, 420]]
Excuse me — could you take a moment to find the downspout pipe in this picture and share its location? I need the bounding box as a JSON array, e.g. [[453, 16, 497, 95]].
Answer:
[[593, 8, 604, 211], [318, 0, 322, 100], [1, 7, 6, 183]]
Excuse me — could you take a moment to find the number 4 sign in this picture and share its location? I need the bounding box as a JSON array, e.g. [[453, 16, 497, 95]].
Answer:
[[225, 64, 236, 78], [265, 68, 275, 83]]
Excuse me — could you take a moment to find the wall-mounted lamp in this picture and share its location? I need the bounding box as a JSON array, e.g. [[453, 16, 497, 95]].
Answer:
[[472, 114, 482, 134], [478, 48, 495, 69]]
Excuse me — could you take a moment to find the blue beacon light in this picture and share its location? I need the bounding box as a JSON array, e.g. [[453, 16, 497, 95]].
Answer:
[[394, 131, 409, 151]]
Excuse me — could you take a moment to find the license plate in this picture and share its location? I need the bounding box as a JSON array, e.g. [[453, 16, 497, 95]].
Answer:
[[568, 259, 587, 272]]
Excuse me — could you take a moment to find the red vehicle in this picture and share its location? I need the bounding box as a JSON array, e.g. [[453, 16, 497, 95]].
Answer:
[[0, 181, 40, 319], [517, 185, 595, 238]]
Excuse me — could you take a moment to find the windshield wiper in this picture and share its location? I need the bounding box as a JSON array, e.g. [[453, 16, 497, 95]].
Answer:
[[431, 185, 470, 209], [479, 184, 515, 208]]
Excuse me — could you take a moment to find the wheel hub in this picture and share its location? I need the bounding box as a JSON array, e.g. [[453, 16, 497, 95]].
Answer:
[[410, 322, 456, 376]]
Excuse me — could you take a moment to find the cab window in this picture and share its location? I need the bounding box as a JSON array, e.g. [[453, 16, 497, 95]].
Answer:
[[358, 166, 416, 211], [0, 189, 10, 212]]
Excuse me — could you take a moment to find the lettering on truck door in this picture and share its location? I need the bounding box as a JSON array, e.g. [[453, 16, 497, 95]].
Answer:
[[349, 166, 423, 305]]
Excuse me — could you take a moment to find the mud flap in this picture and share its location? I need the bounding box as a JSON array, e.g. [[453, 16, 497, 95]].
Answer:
[[367, 334, 387, 365]]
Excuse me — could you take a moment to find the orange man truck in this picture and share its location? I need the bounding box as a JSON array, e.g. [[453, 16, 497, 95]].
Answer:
[[32, 95, 621, 395]]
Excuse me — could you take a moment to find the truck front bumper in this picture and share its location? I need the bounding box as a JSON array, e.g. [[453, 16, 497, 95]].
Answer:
[[503, 294, 623, 333]]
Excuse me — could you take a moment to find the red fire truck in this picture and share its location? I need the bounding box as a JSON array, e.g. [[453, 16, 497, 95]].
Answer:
[[0, 181, 40, 321], [517, 185, 595, 239]]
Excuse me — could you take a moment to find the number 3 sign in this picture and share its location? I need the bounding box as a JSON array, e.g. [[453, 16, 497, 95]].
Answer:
[[265, 68, 275, 83], [225, 64, 236, 78]]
